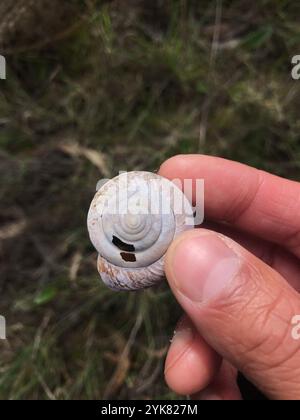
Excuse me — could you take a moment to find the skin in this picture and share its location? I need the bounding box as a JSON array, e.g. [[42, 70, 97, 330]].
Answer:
[[158, 155, 300, 400]]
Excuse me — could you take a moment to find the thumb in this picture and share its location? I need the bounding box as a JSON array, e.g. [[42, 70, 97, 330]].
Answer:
[[165, 229, 300, 400]]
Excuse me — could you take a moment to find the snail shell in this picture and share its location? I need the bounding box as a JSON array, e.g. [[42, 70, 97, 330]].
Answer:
[[87, 171, 194, 291]]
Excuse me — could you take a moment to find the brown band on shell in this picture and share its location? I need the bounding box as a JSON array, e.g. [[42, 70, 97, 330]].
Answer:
[[120, 252, 137, 262], [112, 235, 135, 252]]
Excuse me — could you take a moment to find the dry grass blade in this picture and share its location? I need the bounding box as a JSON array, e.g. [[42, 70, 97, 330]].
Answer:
[[135, 361, 162, 395], [0, 219, 27, 241], [103, 314, 143, 399], [69, 251, 83, 283], [59, 143, 110, 177], [198, 0, 223, 151], [34, 369, 56, 401], [0, 0, 85, 53]]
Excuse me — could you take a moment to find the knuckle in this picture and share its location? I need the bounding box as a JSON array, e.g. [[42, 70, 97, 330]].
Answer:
[[239, 290, 300, 375], [208, 265, 300, 376]]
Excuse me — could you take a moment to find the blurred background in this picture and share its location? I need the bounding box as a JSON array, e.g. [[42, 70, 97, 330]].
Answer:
[[0, 0, 300, 399]]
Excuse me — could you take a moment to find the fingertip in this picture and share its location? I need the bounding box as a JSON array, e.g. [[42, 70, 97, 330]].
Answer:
[[159, 154, 201, 179], [165, 317, 221, 396]]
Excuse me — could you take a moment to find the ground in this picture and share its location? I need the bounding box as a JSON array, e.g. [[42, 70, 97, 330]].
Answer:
[[0, 0, 300, 399]]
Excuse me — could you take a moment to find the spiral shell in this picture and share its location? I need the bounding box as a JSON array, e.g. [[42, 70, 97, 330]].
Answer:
[[87, 171, 194, 291]]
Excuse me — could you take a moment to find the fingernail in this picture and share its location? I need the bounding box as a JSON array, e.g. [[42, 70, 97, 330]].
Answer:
[[165, 318, 194, 373], [170, 234, 241, 303], [171, 318, 194, 345], [198, 390, 223, 400]]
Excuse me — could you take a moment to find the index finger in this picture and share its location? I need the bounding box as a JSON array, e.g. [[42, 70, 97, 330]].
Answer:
[[159, 155, 300, 258]]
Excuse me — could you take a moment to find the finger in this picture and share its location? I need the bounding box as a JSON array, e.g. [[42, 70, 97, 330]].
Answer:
[[165, 229, 300, 400], [159, 155, 300, 257], [165, 315, 221, 395], [203, 221, 300, 292], [193, 361, 241, 400]]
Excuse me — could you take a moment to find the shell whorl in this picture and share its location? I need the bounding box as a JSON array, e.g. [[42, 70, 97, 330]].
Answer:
[[87, 171, 194, 291]]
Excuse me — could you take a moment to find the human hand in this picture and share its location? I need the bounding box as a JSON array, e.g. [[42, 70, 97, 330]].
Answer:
[[159, 155, 300, 400]]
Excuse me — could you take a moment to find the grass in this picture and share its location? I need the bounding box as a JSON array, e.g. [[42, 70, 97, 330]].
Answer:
[[0, 0, 300, 399]]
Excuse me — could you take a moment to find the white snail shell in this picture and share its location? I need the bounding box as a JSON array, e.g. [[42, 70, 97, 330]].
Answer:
[[87, 171, 194, 291]]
